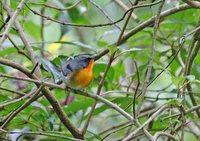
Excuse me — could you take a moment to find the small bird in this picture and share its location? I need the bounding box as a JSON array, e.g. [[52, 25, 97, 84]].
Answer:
[[40, 49, 108, 88], [60, 54, 94, 88]]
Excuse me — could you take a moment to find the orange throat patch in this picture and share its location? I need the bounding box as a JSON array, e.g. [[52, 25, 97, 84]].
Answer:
[[71, 59, 94, 88]]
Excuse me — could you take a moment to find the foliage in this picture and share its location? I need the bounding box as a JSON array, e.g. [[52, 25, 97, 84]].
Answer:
[[0, 0, 200, 141]]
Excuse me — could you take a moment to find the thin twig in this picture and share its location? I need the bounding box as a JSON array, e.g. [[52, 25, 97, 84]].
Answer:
[[123, 105, 168, 141], [116, 8, 134, 44], [114, 0, 138, 20], [25, 1, 162, 28], [147, 25, 200, 89], [182, 0, 200, 8], [1, 130, 82, 141], [1, 84, 45, 128], [133, 60, 140, 118], [184, 18, 200, 117], [116, 4, 191, 45], [28, 0, 81, 11], [0, 90, 35, 109], [154, 131, 178, 141], [2, 2, 86, 138], [7, 36, 31, 60], [161, 105, 200, 121], [0, 86, 26, 96], [89, 0, 121, 30], [40, 7, 45, 57], [0, 16, 10, 31], [81, 51, 116, 135], [0, 0, 27, 47], [136, 0, 165, 117], [2, 2, 42, 77], [0, 72, 133, 121]]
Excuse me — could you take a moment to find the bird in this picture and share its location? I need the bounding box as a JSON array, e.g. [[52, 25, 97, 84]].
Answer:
[[60, 54, 94, 88], [40, 49, 109, 88]]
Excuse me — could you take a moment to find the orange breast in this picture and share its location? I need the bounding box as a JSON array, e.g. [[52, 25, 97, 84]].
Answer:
[[71, 59, 94, 87]]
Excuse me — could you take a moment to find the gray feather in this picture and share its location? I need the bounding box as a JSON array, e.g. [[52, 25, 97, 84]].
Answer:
[[61, 54, 92, 76]]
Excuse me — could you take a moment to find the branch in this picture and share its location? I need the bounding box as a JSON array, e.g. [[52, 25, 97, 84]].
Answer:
[[154, 131, 178, 141], [161, 105, 200, 121], [0, 89, 35, 108], [0, 86, 26, 96], [2, 2, 41, 77], [184, 18, 200, 117], [136, 0, 164, 116], [114, 0, 138, 20], [89, 0, 121, 30], [27, 0, 81, 11], [81, 51, 115, 135], [7, 36, 31, 60], [0, 16, 10, 32], [1, 2, 88, 138], [0, 59, 83, 138], [182, 0, 200, 8], [147, 24, 200, 89], [116, 0, 139, 45], [24, 1, 162, 28], [123, 105, 168, 141], [0, 58, 32, 77], [0, 84, 44, 128], [93, 48, 109, 61], [0, 72, 133, 121], [0, 0, 26, 47], [1, 130, 81, 141], [116, 4, 192, 45]]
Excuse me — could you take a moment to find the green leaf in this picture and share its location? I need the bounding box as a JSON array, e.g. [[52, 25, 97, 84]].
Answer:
[[93, 104, 108, 116], [0, 94, 9, 102], [63, 98, 93, 114], [149, 67, 156, 82], [108, 44, 117, 55], [112, 97, 133, 109], [0, 66, 6, 73], [31, 101, 48, 114], [0, 48, 17, 57], [93, 63, 107, 78], [82, 0, 88, 8], [166, 99, 182, 106], [24, 21, 41, 40], [93, 63, 115, 82], [152, 114, 172, 130], [97, 41, 108, 47], [171, 75, 185, 88], [68, 7, 88, 24], [86, 130, 102, 140]]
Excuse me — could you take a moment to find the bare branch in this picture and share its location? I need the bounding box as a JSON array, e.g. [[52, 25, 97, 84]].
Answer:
[[123, 105, 168, 141], [114, 0, 138, 20], [0, 72, 133, 121], [116, 4, 191, 45], [28, 0, 81, 11], [154, 131, 178, 141], [24, 1, 162, 28], [0, 0, 27, 47], [2, 2, 42, 77], [182, 0, 200, 8], [1, 84, 45, 128], [136, 0, 165, 116]]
